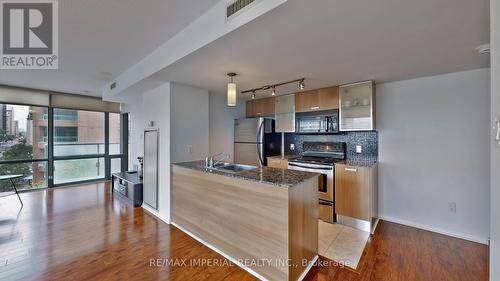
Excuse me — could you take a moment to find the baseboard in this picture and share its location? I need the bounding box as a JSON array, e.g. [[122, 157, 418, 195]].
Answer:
[[171, 221, 269, 281], [380, 216, 489, 245], [297, 255, 318, 281], [142, 204, 170, 224]]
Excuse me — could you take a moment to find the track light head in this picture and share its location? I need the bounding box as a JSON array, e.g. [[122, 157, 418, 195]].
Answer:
[[251, 91, 256, 99], [299, 79, 305, 90], [271, 86, 276, 96]]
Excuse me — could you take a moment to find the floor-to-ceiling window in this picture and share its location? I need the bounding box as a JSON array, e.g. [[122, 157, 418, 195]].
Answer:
[[52, 109, 106, 185], [0, 103, 48, 192], [0, 86, 124, 190]]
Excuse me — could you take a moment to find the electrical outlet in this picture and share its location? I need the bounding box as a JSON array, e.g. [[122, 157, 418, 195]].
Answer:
[[290, 143, 295, 151], [449, 202, 457, 213], [356, 145, 363, 153], [187, 145, 193, 154]]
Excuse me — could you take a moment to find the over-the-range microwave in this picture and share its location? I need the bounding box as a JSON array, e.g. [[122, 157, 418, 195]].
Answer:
[[295, 110, 339, 134]]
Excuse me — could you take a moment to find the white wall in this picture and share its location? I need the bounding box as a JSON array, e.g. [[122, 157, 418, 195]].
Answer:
[[491, 0, 500, 278], [377, 68, 491, 243], [209, 93, 246, 161], [123, 83, 171, 223], [122, 82, 210, 223], [170, 83, 210, 163]]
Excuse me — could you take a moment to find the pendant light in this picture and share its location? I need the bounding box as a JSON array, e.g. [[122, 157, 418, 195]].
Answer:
[[227, 73, 237, 106]]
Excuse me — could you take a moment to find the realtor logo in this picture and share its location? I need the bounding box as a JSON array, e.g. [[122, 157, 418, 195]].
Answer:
[[0, 0, 58, 69]]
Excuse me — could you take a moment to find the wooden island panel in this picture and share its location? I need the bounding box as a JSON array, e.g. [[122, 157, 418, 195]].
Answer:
[[288, 177, 318, 280], [172, 165, 318, 281]]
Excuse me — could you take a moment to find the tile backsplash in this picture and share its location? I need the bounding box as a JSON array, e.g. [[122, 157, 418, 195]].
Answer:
[[284, 131, 378, 161]]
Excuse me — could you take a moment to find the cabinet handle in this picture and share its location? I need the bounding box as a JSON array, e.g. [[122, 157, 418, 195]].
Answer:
[[310, 106, 320, 110], [256, 112, 262, 115], [345, 167, 357, 172]]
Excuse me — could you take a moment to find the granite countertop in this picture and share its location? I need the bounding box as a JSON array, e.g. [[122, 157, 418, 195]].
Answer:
[[172, 160, 319, 188]]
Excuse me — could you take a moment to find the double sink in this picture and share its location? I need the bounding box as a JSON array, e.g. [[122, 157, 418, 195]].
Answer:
[[202, 162, 257, 174]]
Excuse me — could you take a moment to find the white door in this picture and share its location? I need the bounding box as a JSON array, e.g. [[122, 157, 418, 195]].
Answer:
[[491, 0, 500, 279]]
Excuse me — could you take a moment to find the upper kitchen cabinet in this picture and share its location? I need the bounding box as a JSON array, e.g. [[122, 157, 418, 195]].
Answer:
[[339, 81, 375, 131], [275, 94, 295, 132], [318, 86, 339, 110], [295, 90, 319, 112], [246, 97, 275, 118], [295, 86, 339, 113]]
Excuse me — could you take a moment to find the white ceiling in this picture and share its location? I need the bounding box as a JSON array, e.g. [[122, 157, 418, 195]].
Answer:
[[0, 0, 220, 96], [150, 0, 490, 99], [0, 0, 490, 99]]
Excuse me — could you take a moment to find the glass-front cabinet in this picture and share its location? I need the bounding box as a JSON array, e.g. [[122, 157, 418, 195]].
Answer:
[[339, 81, 375, 131]]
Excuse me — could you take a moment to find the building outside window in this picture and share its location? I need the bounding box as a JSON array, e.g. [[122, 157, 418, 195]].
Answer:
[[52, 109, 105, 184], [0, 104, 48, 192]]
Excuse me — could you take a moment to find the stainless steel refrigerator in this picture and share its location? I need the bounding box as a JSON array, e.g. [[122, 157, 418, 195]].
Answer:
[[234, 118, 281, 167]]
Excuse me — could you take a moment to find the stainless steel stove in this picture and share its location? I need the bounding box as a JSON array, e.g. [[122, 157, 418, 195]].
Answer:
[[288, 142, 346, 223]]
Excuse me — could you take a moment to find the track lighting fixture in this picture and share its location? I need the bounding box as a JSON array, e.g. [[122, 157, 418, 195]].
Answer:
[[241, 78, 306, 98]]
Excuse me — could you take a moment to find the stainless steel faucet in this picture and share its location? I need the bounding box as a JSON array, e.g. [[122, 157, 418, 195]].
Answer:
[[205, 153, 228, 168]]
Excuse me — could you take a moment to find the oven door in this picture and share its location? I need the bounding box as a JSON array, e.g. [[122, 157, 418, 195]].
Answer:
[[319, 199, 334, 223], [288, 162, 334, 201]]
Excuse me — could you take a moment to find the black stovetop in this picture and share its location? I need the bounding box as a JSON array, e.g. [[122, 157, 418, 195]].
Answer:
[[289, 141, 346, 165]]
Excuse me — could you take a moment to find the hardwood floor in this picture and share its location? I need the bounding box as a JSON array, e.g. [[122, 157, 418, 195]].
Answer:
[[0, 183, 488, 281]]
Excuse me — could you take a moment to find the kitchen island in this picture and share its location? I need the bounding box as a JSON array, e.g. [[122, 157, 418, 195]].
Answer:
[[171, 161, 319, 281]]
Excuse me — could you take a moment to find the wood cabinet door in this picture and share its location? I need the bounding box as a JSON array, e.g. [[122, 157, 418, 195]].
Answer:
[[335, 164, 371, 221], [246, 98, 275, 117], [318, 86, 339, 110], [267, 158, 282, 168], [260, 97, 275, 116], [246, 100, 255, 118], [295, 90, 319, 112], [267, 157, 288, 169]]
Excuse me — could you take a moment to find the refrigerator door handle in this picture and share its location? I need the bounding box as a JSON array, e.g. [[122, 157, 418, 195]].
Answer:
[[257, 121, 264, 166], [494, 117, 500, 141]]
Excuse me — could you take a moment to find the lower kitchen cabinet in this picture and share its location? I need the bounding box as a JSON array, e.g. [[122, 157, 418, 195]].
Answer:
[[335, 163, 378, 232], [267, 157, 288, 169]]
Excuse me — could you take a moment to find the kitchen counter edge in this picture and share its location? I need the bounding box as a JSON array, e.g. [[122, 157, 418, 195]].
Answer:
[[171, 160, 320, 188]]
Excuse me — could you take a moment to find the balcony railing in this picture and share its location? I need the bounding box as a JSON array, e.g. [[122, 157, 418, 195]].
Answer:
[[41, 113, 78, 121], [43, 136, 78, 143]]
